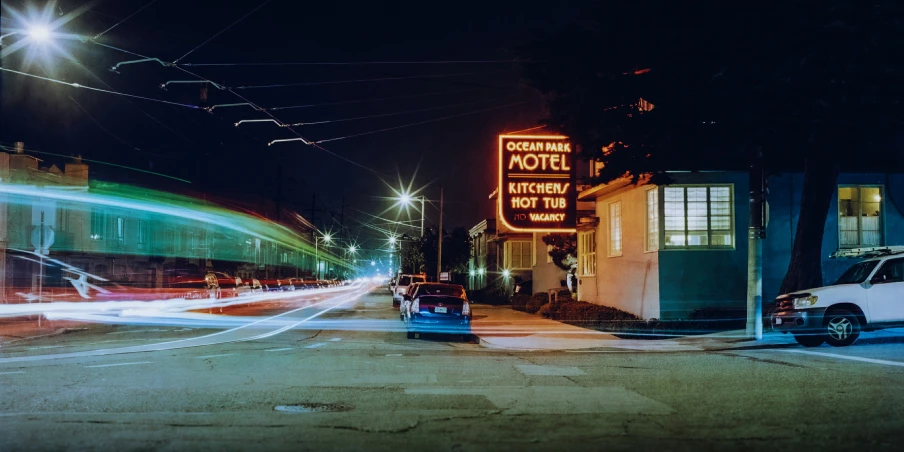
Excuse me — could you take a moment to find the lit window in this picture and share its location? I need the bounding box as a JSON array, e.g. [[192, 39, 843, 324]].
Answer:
[[504, 241, 533, 269], [578, 231, 596, 276], [547, 244, 553, 264], [838, 186, 883, 248], [137, 220, 147, 246], [663, 186, 733, 249], [646, 189, 659, 252], [116, 217, 125, 244], [609, 201, 622, 257], [90, 209, 105, 241]]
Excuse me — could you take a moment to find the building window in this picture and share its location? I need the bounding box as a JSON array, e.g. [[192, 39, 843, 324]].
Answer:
[[137, 220, 147, 247], [608, 201, 622, 257], [57, 207, 69, 232], [504, 241, 533, 270], [578, 231, 596, 276], [838, 186, 883, 248], [90, 209, 105, 241], [116, 217, 125, 244], [546, 244, 553, 264], [663, 186, 733, 249], [646, 189, 659, 252]]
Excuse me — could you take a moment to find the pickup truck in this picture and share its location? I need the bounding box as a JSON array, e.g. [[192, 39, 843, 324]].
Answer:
[[772, 247, 904, 347]]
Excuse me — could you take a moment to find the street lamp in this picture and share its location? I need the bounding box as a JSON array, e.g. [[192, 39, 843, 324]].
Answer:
[[1, 24, 53, 45], [397, 192, 425, 238], [314, 232, 332, 280]]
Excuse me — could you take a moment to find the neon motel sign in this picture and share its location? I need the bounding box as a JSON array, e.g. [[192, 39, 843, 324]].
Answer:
[[498, 134, 576, 232]]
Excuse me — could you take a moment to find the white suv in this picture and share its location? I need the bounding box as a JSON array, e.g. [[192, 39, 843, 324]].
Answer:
[[772, 247, 904, 347], [392, 274, 426, 307]]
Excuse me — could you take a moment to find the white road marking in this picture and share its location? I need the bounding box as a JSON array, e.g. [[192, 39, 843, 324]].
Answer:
[[329, 338, 342, 341], [304, 343, 325, 349], [195, 353, 234, 359], [773, 349, 904, 367], [27, 346, 64, 350], [0, 371, 25, 375], [385, 353, 403, 357], [84, 361, 153, 368], [264, 348, 293, 352]]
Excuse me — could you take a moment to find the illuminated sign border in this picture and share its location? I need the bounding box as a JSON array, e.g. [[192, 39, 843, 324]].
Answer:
[[498, 134, 577, 233]]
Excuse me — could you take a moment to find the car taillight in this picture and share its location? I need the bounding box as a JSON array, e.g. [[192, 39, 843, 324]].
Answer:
[[462, 301, 470, 315], [411, 299, 419, 312]]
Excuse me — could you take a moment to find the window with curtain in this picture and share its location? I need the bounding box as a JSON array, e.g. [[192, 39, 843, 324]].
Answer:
[[578, 231, 596, 276], [504, 241, 533, 269], [609, 201, 622, 256], [646, 189, 659, 251], [663, 186, 733, 249], [838, 186, 883, 248]]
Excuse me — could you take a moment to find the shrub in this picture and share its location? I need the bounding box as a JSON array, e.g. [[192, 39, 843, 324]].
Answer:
[[556, 289, 574, 301], [537, 303, 552, 318], [510, 294, 530, 311], [525, 292, 549, 314]]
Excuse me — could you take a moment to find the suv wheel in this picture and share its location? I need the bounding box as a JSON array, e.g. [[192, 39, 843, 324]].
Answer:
[[793, 334, 824, 347], [823, 309, 861, 347]]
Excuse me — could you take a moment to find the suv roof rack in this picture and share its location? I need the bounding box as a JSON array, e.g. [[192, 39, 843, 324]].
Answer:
[[831, 246, 904, 259]]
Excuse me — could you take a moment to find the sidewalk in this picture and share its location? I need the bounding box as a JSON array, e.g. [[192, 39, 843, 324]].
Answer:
[[0, 316, 90, 345], [471, 305, 709, 352]]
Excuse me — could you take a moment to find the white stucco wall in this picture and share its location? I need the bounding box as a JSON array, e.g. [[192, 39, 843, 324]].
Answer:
[[590, 185, 660, 319], [531, 232, 566, 295]]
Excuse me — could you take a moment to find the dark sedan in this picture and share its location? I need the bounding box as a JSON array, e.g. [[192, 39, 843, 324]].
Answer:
[[402, 283, 471, 339]]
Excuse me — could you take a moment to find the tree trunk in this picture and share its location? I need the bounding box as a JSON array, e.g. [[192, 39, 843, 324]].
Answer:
[[778, 158, 839, 294]]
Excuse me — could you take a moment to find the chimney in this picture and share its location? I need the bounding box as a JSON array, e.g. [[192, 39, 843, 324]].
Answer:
[[64, 154, 89, 185], [14, 141, 24, 154]]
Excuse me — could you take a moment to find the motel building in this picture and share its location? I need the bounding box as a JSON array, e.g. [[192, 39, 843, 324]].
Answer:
[[575, 171, 904, 319]]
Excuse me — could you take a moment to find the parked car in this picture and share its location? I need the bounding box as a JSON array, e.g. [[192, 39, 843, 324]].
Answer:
[[771, 246, 904, 347], [259, 278, 295, 292], [392, 274, 427, 307], [170, 273, 220, 299], [401, 283, 471, 339]]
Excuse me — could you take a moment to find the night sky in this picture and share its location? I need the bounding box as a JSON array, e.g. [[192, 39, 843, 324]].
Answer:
[[0, 0, 583, 255]]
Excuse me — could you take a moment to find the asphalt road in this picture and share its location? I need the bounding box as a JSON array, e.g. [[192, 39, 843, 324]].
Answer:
[[1, 286, 903, 451]]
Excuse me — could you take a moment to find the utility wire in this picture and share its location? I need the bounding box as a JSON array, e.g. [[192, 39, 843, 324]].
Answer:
[[181, 59, 515, 66], [313, 101, 529, 144], [258, 98, 505, 127], [0, 144, 191, 183], [173, 0, 272, 63], [93, 0, 159, 40], [234, 71, 508, 89], [269, 88, 481, 111], [0, 67, 200, 108]]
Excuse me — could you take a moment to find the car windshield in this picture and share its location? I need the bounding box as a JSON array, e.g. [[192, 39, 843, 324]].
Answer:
[[834, 260, 881, 285]]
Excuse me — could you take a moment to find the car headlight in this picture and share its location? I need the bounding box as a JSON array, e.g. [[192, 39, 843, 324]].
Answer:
[[793, 295, 818, 309]]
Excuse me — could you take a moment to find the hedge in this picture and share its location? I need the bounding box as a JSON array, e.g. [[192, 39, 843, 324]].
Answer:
[[537, 299, 745, 337]]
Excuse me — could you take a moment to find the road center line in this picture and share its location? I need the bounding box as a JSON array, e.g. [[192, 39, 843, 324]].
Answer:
[[304, 343, 326, 349], [772, 349, 904, 367], [0, 371, 26, 375], [195, 353, 234, 359], [329, 338, 342, 341], [84, 361, 153, 368], [264, 348, 294, 352]]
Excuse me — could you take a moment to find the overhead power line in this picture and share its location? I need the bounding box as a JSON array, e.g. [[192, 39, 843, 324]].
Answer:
[[180, 59, 515, 67], [268, 88, 481, 111], [93, 0, 159, 40], [173, 0, 272, 64], [234, 71, 507, 89], [312, 101, 529, 144], [0, 67, 200, 109]]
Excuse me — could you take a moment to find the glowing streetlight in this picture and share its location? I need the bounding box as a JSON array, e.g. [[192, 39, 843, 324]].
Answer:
[[27, 25, 51, 42], [371, 261, 376, 266], [502, 269, 511, 278], [349, 245, 357, 253]]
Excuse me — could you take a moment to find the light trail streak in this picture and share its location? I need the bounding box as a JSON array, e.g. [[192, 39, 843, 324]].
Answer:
[[0, 285, 374, 364]]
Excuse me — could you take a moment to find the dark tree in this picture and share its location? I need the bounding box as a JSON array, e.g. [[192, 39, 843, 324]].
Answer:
[[517, 0, 904, 293], [542, 233, 577, 271]]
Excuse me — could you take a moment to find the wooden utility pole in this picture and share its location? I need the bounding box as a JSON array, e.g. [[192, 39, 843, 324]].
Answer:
[[747, 147, 766, 340], [436, 186, 444, 282]]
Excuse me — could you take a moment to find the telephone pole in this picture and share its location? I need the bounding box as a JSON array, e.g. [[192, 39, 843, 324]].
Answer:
[[436, 186, 444, 282], [747, 147, 766, 340]]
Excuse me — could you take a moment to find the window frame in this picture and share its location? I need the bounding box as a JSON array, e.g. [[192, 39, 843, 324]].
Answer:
[[645, 188, 659, 252], [504, 240, 533, 270], [90, 209, 105, 241], [659, 184, 736, 250], [608, 201, 623, 257], [837, 185, 885, 249], [578, 230, 597, 276]]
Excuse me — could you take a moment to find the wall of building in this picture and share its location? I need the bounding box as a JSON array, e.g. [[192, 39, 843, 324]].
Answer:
[[763, 172, 904, 302], [588, 184, 660, 319], [531, 232, 566, 295], [656, 172, 749, 319]]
